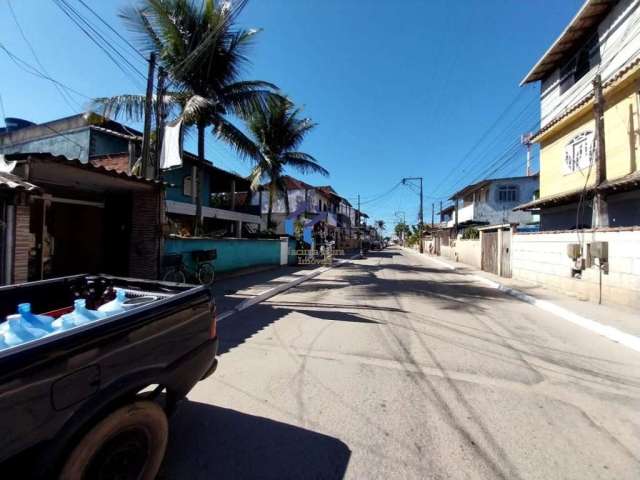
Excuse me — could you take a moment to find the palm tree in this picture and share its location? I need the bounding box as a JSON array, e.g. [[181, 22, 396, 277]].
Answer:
[[92, 0, 275, 232], [245, 96, 328, 229], [375, 220, 385, 233]]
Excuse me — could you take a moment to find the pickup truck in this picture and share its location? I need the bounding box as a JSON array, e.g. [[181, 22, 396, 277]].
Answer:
[[0, 274, 218, 479]]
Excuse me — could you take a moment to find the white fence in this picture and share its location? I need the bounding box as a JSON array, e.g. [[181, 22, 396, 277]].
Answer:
[[512, 229, 640, 308]]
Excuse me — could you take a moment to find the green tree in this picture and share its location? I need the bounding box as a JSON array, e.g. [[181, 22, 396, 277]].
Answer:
[[93, 0, 276, 233], [245, 96, 328, 229], [394, 221, 410, 242]]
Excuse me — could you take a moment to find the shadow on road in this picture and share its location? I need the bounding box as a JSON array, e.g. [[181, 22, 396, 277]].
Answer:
[[159, 401, 351, 480]]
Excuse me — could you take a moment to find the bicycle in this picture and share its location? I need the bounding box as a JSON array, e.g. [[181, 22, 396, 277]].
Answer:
[[161, 249, 216, 285]]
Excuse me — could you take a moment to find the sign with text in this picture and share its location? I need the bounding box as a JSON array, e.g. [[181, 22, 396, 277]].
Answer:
[[291, 249, 345, 265], [564, 130, 594, 174]]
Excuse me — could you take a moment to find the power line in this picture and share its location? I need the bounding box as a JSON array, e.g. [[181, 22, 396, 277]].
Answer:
[[73, 0, 147, 61], [431, 86, 534, 196], [52, 0, 146, 88], [0, 43, 91, 100], [7, 0, 81, 112]]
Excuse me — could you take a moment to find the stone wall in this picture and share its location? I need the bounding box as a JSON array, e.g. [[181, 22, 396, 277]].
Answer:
[[512, 229, 640, 307]]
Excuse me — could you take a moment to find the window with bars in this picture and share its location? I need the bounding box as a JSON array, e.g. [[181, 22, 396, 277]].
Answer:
[[497, 185, 518, 203]]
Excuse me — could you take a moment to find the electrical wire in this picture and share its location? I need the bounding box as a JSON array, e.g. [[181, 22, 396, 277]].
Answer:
[[51, 0, 146, 88], [0, 43, 91, 100], [7, 0, 81, 112], [73, 0, 147, 61]]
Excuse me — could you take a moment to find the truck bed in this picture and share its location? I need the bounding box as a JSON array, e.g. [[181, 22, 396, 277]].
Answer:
[[0, 274, 218, 472]]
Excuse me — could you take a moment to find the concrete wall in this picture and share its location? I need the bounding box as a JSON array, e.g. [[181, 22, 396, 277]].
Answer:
[[439, 239, 481, 269], [164, 236, 288, 273], [512, 229, 640, 307]]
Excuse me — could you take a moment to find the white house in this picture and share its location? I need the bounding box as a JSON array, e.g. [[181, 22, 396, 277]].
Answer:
[[447, 175, 539, 229]]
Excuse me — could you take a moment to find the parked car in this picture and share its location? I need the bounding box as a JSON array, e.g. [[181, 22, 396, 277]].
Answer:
[[0, 274, 218, 479]]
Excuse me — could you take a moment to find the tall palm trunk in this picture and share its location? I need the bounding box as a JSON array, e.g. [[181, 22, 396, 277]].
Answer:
[[267, 183, 275, 230], [194, 122, 205, 235], [283, 188, 290, 216]]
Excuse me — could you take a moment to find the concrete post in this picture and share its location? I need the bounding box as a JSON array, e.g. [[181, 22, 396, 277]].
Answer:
[[236, 220, 242, 238]]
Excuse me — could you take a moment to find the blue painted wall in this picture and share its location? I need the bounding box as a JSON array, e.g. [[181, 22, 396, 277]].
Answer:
[[162, 159, 211, 206], [91, 130, 129, 156], [165, 236, 285, 273], [0, 128, 90, 161]]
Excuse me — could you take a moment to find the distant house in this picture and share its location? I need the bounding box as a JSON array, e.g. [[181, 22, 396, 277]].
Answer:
[[250, 175, 360, 247], [447, 175, 539, 230], [516, 0, 640, 230]]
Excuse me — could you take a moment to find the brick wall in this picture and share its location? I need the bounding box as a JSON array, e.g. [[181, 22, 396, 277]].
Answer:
[[14, 205, 31, 284], [128, 190, 161, 279], [512, 229, 640, 307]]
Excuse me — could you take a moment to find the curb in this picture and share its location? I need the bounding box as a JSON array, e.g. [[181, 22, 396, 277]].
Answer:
[[402, 247, 640, 353], [217, 254, 361, 322]]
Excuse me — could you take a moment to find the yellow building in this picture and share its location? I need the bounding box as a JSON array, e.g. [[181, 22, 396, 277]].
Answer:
[[517, 0, 640, 229]]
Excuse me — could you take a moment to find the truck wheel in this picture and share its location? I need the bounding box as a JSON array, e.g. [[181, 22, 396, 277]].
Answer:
[[59, 401, 168, 480]]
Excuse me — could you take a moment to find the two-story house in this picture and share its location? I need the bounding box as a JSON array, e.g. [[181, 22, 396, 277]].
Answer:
[[250, 176, 361, 246], [447, 175, 539, 229], [0, 113, 263, 237], [516, 0, 640, 229]]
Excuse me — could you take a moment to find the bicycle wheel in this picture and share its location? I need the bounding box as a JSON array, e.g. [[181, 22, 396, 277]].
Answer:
[[197, 263, 215, 285], [163, 268, 186, 283]]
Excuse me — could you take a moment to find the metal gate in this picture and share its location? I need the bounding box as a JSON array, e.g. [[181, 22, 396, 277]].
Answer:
[[481, 231, 498, 275], [500, 229, 512, 278]]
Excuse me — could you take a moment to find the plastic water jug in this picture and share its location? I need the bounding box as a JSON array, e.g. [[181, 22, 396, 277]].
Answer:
[[4, 313, 48, 346], [98, 289, 126, 315], [53, 299, 106, 330], [17, 303, 55, 333], [0, 334, 8, 350]]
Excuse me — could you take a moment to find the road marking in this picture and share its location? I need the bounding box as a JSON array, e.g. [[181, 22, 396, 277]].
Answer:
[[217, 254, 361, 322], [402, 247, 640, 353]]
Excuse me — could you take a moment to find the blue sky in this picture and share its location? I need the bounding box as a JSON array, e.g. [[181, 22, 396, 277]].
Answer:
[[0, 0, 583, 228]]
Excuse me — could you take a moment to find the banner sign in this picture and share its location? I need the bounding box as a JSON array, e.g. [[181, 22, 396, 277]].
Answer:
[[564, 130, 594, 174]]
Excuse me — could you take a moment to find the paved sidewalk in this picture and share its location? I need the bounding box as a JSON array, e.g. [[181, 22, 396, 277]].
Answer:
[[211, 264, 319, 315], [211, 250, 360, 316], [404, 248, 640, 338]]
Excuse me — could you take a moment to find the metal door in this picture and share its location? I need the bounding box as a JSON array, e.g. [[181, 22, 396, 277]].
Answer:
[[481, 231, 498, 275]]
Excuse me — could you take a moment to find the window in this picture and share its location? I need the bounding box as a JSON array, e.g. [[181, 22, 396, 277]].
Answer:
[[497, 185, 518, 203], [560, 34, 600, 94], [183, 175, 200, 197], [183, 175, 192, 196]]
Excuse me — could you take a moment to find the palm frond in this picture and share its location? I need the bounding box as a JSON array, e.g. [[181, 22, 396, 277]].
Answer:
[[214, 117, 260, 161], [282, 152, 329, 176], [91, 95, 147, 121]]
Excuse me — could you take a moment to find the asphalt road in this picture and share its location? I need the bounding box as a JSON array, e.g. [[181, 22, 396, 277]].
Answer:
[[159, 246, 640, 480]]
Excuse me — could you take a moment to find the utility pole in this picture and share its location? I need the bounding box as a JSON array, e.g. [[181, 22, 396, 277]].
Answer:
[[153, 67, 167, 180], [402, 177, 424, 253], [439, 200, 443, 223], [521, 132, 533, 176], [431, 202, 434, 227], [141, 53, 156, 178], [358, 194, 363, 255], [592, 74, 609, 228]]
